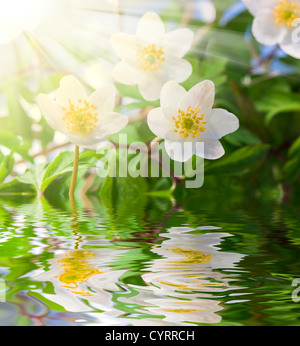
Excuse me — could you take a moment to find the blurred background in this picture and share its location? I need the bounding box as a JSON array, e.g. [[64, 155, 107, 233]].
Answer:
[[0, 0, 299, 202], [0, 0, 300, 327]]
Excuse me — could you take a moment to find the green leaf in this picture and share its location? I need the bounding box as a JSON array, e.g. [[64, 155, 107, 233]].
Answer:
[[283, 136, 300, 181], [0, 130, 33, 163], [0, 178, 36, 195], [225, 128, 261, 147], [283, 157, 300, 182], [16, 150, 104, 193], [182, 57, 227, 90], [0, 152, 14, 184], [231, 81, 270, 143], [39, 74, 64, 94], [115, 83, 144, 100], [41, 152, 75, 191], [205, 144, 271, 175], [17, 164, 48, 191], [256, 89, 300, 124], [288, 136, 300, 158], [39, 117, 55, 149], [5, 80, 33, 145]]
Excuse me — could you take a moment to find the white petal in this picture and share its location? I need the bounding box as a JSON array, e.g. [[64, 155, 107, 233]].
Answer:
[[96, 112, 128, 138], [55, 75, 88, 108], [165, 128, 187, 142], [280, 30, 300, 59], [164, 140, 194, 162], [147, 107, 172, 138], [65, 133, 100, 148], [160, 81, 187, 119], [195, 0, 216, 23], [252, 9, 287, 45], [136, 12, 165, 40], [195, 140, 225, 160], [88, 84, 116, 114], [37, 94, 65, 132], [111, 33, 138, 66], [163, 28, 194, 58], [242, 0, 276, 16], [112, 61, 142, 85], [206, 108, 239, 139], [179, 80, 215, 111], [138, 75, 165, 101], [66, 113, 128, 148], [159, 57, 192, 84]]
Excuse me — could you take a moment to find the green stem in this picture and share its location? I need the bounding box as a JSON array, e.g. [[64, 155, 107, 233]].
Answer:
[[69, 145, 79, 198]]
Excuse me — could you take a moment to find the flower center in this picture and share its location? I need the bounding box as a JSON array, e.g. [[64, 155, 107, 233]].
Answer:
[[57, 250, 102, 296], [62, 99, 98, 134], [137, 44, 165, 72], [173, 107, 206, 139], [274, 0, 300, 28]]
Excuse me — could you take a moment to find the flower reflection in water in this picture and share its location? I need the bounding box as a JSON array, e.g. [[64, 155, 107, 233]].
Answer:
[[34, 247, 127, 316], [32, 210, 245, 325], [56, 250, 102, 297], [136, 227, 246, 325]]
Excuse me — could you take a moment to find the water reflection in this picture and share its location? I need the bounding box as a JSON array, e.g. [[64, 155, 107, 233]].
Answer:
[[0, 194, 299, 326], [33, 248, 127, 314], [32, 220, 245, 325], [126, 228, 245, 325]]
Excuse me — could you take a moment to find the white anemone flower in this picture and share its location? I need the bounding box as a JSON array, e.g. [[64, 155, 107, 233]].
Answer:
[[37, 75, 128, 148], [194, 0, 217, 23], [243, 0, 300, 59], [111, 12, 194, 101], [147, 80, 239, 162]]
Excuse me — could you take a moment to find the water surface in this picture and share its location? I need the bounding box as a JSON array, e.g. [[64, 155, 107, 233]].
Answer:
[[0, 194, 299, 326]]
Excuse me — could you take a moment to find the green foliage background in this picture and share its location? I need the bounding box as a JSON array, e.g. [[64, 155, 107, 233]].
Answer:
[[0, 0, 299, 204]]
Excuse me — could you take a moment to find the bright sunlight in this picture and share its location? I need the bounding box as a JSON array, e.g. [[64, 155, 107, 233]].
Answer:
[[0, 0, 51, 44]]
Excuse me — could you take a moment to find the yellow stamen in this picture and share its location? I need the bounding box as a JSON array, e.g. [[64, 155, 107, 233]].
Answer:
[[173, 107, 206, 139], [137, 43, 165, 72], [274, 0, 300, 28], [62, 99, 98, 134], [56, 250, 102, 296]]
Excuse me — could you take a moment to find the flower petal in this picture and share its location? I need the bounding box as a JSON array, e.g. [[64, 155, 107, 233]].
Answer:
[[112, 61, 142, 85], [164, 139, 194, 162], [65, 113, 128, 148], [147, 107, 172, 138], [160, 81, 187, 119], [88, 84, 116, 114], [37, 94, 65, 132], [242, 0, 276, 16], [163, 28, 194, 58], [252, 9, 287, 45], [195, 139, 225, 160], [138, 75, 165, 101], [55, 75, 88, 108], [205, 108, 239, 139], [280, 30, 300, 59], [136, 12, 165, 40], [158, 57, 192, 84], [179, 80, 215, 111], [65, 133, 100, 148], [195, 0, 216, 23], [138, 58, 191, 102], [111, 33, 138, 66], [95, 112, 128, 138]]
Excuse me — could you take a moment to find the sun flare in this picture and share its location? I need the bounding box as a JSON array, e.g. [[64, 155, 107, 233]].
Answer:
[[0, 0, 51, 44]]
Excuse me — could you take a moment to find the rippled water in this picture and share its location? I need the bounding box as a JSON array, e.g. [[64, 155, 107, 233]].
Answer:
[[0, 195, 299, 326]]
